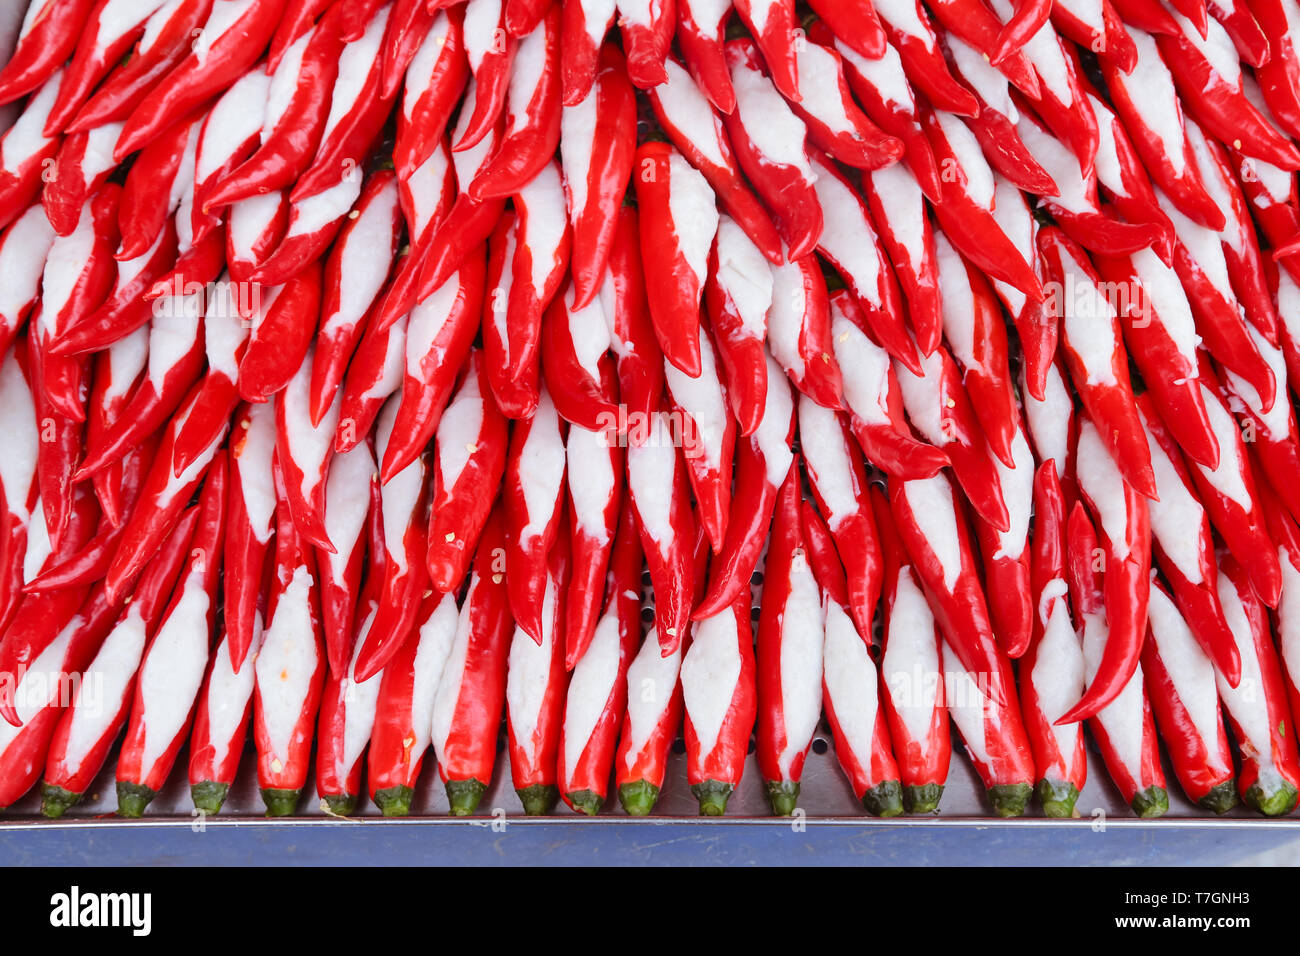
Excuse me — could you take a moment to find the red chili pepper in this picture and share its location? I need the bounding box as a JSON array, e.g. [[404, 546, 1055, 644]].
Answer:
[[0, 343, 42, 631], [392, 9, 467, 187], [352, 397, 432, 683], [1093, 248, 1220, 468], [114, 454, 226, 816], [1252, 0, 1300, 139], [864, 7, 981, 117], [0, 73, 62, 234], [309, 172, 402, 425], [797, 397, 884, 644], [43, 114, 130, 234], [893, 345, 1011, 532], [188, 69, 268, 243], [562, 43, 636, 307], [647, 58, 783, 266], [618, 0, 674, 90], [633, 140, 716, 378], [1100, 28, 1228, 231], [272, 346, 340, 557], [887, 472, 1011, 707], [627, 408, 698, 657], [787, 37, 902, 170], [868, 485, 950, 813], [367, 591, 460, 815], [1132, 395, 1241, 685], [102, 381, 228, 605], [558, 499, 640, 812], [114, 0, 287, 160], [755, 464, 822, 815], [0, 206, 57, 353], [333, 299, 406, 452], [116, 114, 199, 261], [562, 418, 623, 669], [1142, 580, 1239, 812], [431, 508, 513, 815], [674, 0, 733, 113], [665, 330, 735, 552], [65, 0, 213, 135], [454, 0, 517, 152], [27, 344, 85, 559], [426, 352, 508, 595], [724, 38, 821, 261], [380, 0, 437, 100], [731, 0, 799, 100], [767, 254, 848, 410], [468, 7, 560, 201], [383, 250, 487, 479], [40, 504, 199, 818], [1057, 419, 1152, 725], [250, 465, 327, 816], [1038, 227, 1157, 498], [1179, 357, 1284, 607], [1159, 14, 1300, 172], [1215, 555, 1300, 814], [614, 528, 706, 815], [1051, 0, 1137, 72], [236, 261, 321, 403], [1108, 0, 1184, 38], [603, 206, 664, 430], [503, 521, 569, 814], [0, 578, 120, 809], [0, 0, 95, 107], [1064, 501, 1167, 815], [265, 0, 332, 69], [923, 109, 1043, 299], [702, 218, 772, 436], [1016, 462, 1087, 816], [1023, 357, 1079, 497], [225, 191, 288, 284], [540, 283, 620, 431], [316, 441, 376, 681], [695, 352, 793, 618], [971, 419, 1034, 660], [251, 181, 364, 288]]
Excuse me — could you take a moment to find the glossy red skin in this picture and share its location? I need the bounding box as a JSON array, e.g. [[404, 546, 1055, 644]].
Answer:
[[436, 511, 513, 796], [648, 59, 783, 266], [1051, 0, 1136, 71], [469, 7, 561, 201], [223, 413, 274, 675], [789, 40, 902, 170], [562, 424, 623, 670], [414, 155, 507, 303], [506, 529, 570, 794], [1252, 0, 1300, 138], [117, 117, 195, 260], [45, 508, 199, 798], [566, 45, 636, 307], [84, 348, 150, 528], [116, 0, 286, 158], [860, 168, 943, 357], [559, 504, 640, 804], [1094, 252, 1220, 469], [103, 383, 228, 605], [732, 0, 798, 100], [723, 39, 822, 261], [1141, 582, 1235, 805], [669, 343, 735, 553], [426, 353, 509, 594], [0, 109, 59, 236], [67, 0, 214, 134], [149, 221, 225, 308], [318, 459, 376, 680], [888, 473, 1011, 707], [1207, 0, 1267, 64], [542, 291, 620, 431], [755, 468, 812, 789], [947, 252, 1019, 467], [1016, 28, 1100, 178], [503, 399, 567, 645], [684, 593, 757, 791], [453, 10, 516, 153], [253, 482, 326, 798], [633, 141, 708, 379], [992, 0, 1053, 62], [1099, 47, 1226, 231], [392, 11, 467, 185], [226, 192, 289, 284], [974, 504, 1033, 661], [620, 0, 674, 90], [694, 418, 793, 621], [1217, 555, 1300, 801], [777, 253, 850, 407], [380, 0, 437, 99], [0, 0, 94, 106], [1058, 425, 1153, 725], [922, 110, 1042, 299], [1136, 396, 1241, 685], [702, 251, 766, 438], [1017, 464, 1087, 798], [190, 86, 263, 243], [604, 207, 664, 430], [965, 103, 1058, 196], [29, 335, 87, 555], [1038, 227, 1157, 499], [674, 0, 733, 113], [802, 414, 883, 643], [1183, 358, 1283, 607], [928, 0, 1041, 96], [333, 305, 404, 454], [807, 0, 884, 58], [238, 260, 322, 403], [566, 480, 635, 674], [1159, 31, 1300, 171], [115, 457, 227, 795], [45, 125, 127, 238], [44, 0, 154, 132]]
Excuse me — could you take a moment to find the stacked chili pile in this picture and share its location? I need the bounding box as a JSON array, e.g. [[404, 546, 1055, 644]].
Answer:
[[0, 0, 1299, 823]]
